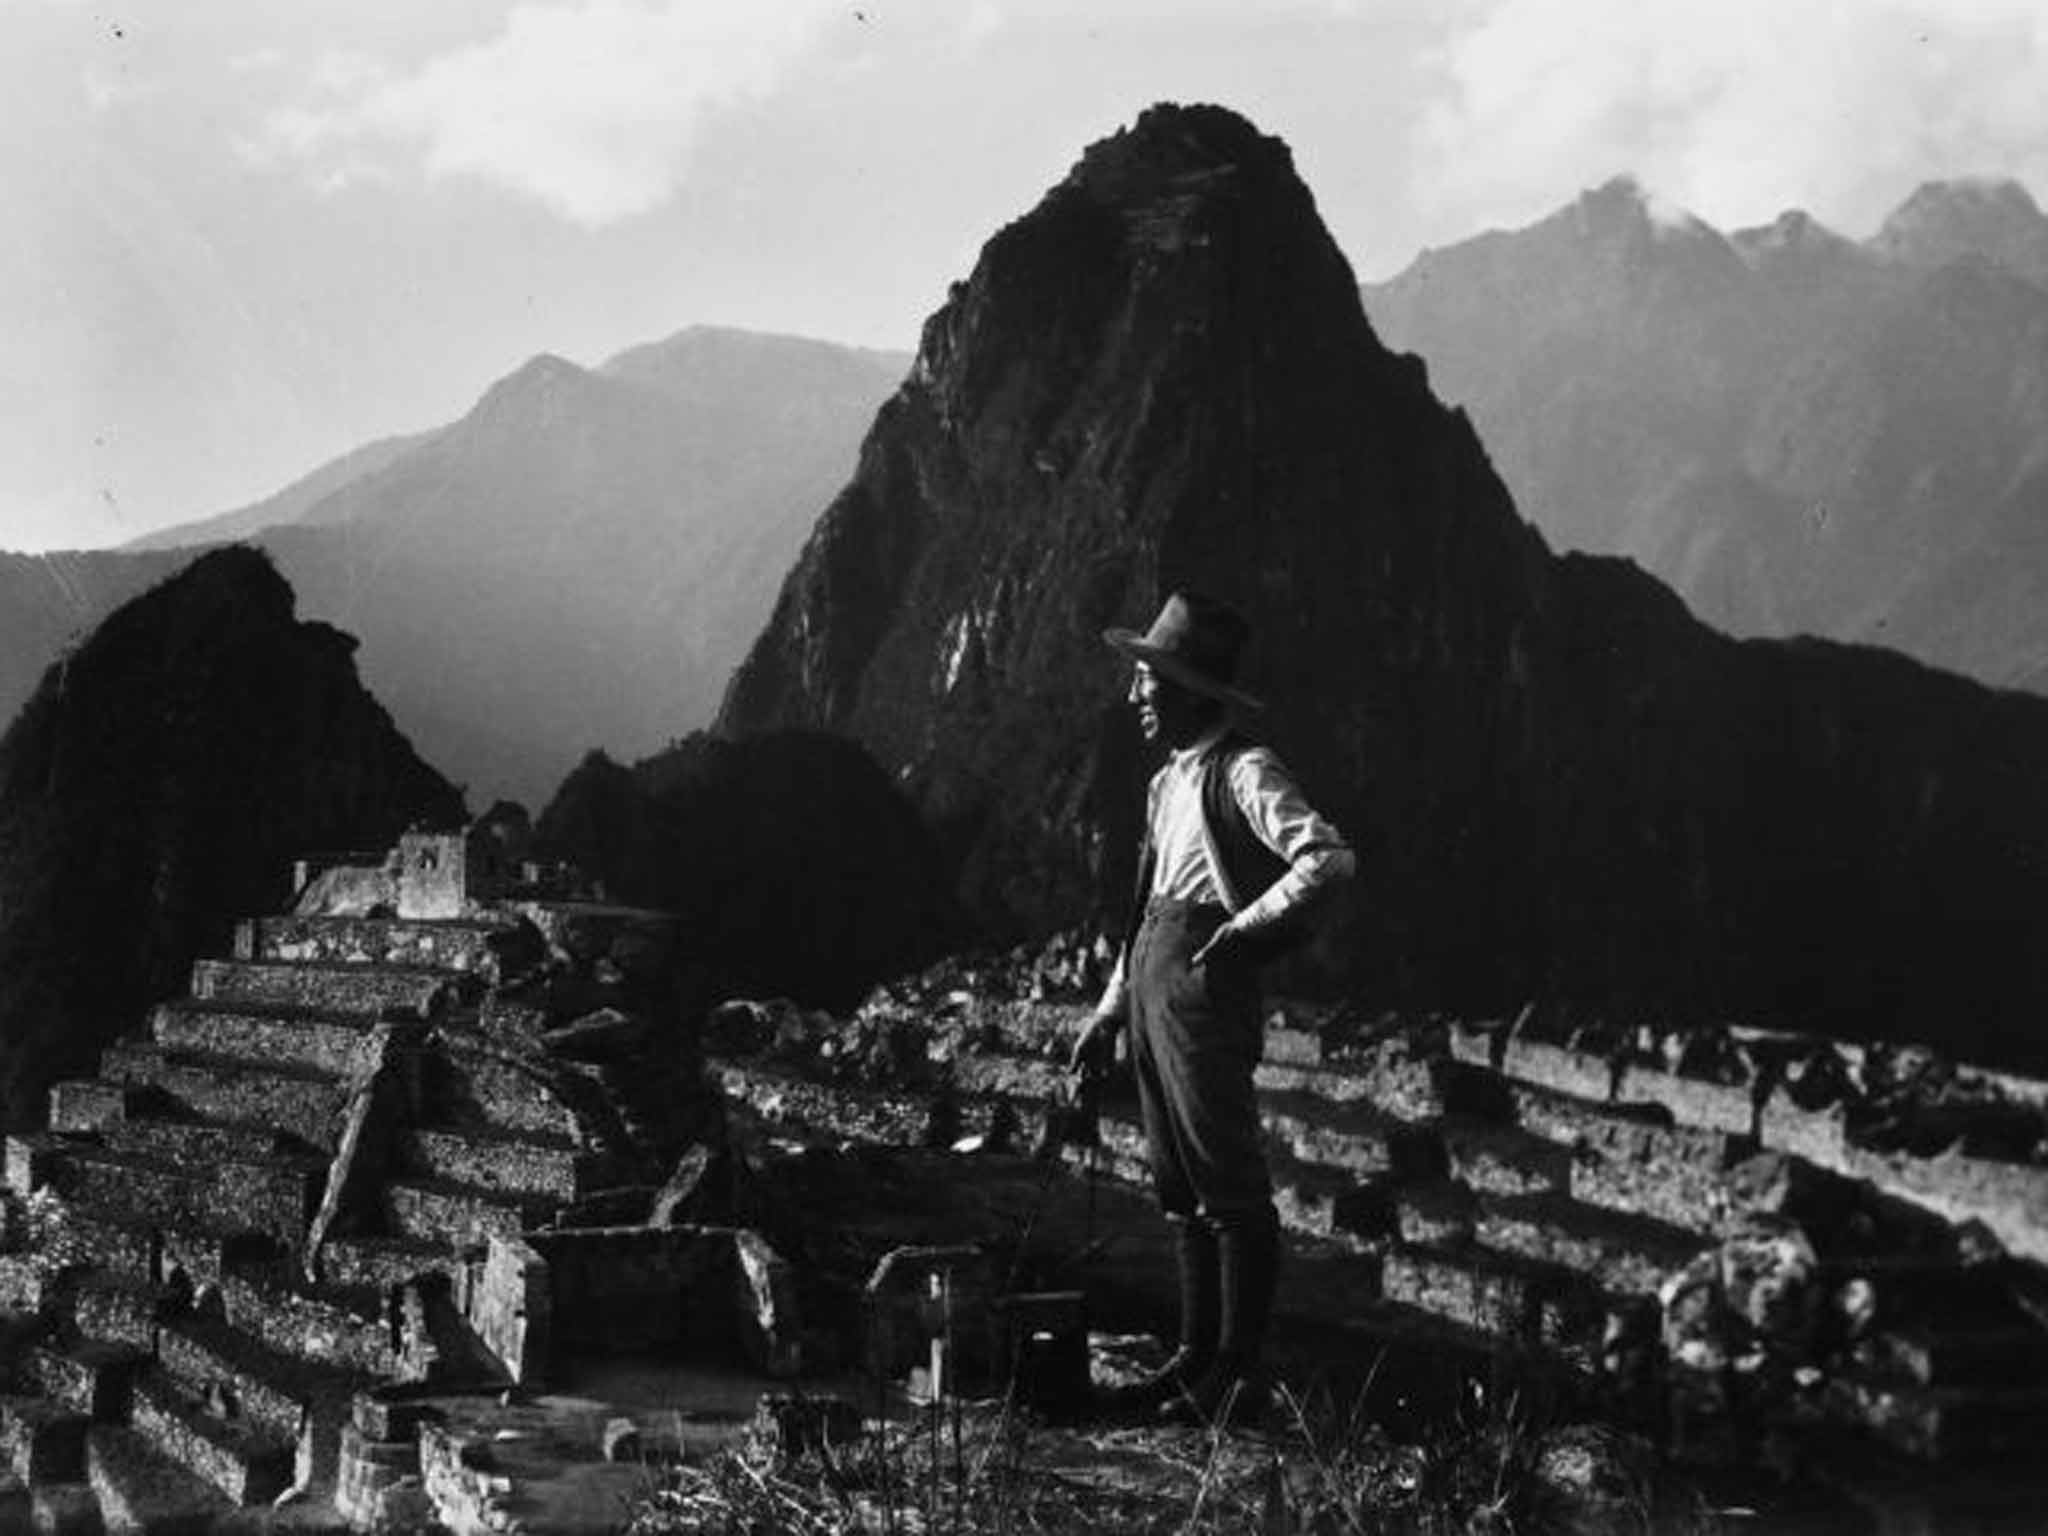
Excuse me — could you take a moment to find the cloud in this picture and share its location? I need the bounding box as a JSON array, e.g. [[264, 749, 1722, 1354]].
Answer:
[[259, 0, 845, 226], [1415, 0, 2048, 238]]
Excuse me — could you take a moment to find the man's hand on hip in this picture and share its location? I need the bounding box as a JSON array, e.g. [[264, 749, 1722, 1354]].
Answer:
[[1188, 919, 1246, 970]]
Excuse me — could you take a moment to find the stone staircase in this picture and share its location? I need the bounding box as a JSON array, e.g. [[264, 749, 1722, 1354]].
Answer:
[[0, 883, 691, 1530], [709, 991, 2048, 1473]]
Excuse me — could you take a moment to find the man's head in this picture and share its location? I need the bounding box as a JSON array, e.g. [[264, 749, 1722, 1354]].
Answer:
[[1129, 661, 1222, 747], [1103, 591, 1261, 748]]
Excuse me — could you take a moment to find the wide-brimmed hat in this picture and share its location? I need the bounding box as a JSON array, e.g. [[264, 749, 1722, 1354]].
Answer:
[[1103, 591, 1263, 711]]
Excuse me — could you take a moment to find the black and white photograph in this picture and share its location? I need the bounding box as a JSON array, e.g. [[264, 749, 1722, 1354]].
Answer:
[[3, 1, 2047, 1529]]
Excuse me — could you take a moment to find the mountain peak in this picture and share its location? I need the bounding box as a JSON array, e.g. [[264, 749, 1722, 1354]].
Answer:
[[457, 352, 604, 435], [1067, 101, 1292, 196], [1870, 176, 2048, 283], [1730, 207, 1865, 274], [1572, 174, 1707, 238]]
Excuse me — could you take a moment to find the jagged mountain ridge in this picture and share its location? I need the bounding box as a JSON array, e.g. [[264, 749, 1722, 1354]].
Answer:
[[0, 546, 462, 1128], [0, 326, 908, 805], [721, 104, 2048, 1067], [1363, 175, 2048, 687]]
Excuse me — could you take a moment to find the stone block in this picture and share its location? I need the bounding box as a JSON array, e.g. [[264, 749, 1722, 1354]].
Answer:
[[381, 1179, 537, 1249], [1264, 1025, 1324, 1066], [47, 1080, 134, 1134], [1756, 1087, 1850, 1166], [1614, 1064, 1755, 1137], [4, 1135, 63, 1198], [222, 1272, 400, 1378], [188, 956, 451, 1019], [0, 1255, 56, 1314], [1501, 1039, 1615, 1104], [1447, 1020, 1503, 1069], [1474, 1194, 1706, 1297], [98, 1044, 352, 1152], [73, 1274, 174, 1349], [127, 1370, 297, 1505], [336, 1421, 425, 1528], [353, 1388, 446, 1443], [27, 1340, 146, 1422], [1441, 1118, 1572, 1197], [404, 1127, 605, 1202], [151, 998, 381, 1077], [1396, 1180, 1477, 1249], [1253, 1060, 1385, 1104], [1380, 1249, 1542, 1339], [1569, 1116, 1736, 1233], [1839, 1141, 2048, 1267], [1260, 1092, 1401, 1176]]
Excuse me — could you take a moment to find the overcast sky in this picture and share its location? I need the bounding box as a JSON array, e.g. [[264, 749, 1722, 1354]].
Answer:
[[5, 0, 2047, 552]]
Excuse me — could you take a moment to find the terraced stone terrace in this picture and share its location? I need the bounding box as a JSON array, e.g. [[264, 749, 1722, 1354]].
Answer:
[[710, 982, 2048, 1525], [5, 825, 2048, 1532], [0, 831, 751, 1532]]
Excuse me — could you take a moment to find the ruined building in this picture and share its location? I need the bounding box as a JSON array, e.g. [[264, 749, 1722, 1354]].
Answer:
[[0, 827, 798, 1531]]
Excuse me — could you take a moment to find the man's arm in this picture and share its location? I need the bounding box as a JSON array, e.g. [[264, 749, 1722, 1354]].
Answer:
[[1197, 749, 1354, 957], [1070, 950, 1128, 1075]]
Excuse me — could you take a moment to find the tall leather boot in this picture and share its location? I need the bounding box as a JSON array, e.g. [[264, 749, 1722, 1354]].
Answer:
[[1164, 1205, 1280, 1428], [1103, 1215, 1219, 1414]]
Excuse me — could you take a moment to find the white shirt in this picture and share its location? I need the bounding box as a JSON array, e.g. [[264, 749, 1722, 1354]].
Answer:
[[1094, 726, 1354, 1019]]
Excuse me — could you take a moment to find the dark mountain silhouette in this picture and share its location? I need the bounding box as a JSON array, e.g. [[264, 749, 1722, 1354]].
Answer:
[[0, 546, 462, 1128], [0, 549, 193, 746], [535, 731, 961, 1012], [720, 103, 2048, 1068], [0, 327, 906, 806], [1363, 176, 2048, 689]]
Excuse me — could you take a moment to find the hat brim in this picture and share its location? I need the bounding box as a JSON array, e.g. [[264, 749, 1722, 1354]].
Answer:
[[1104, 627, 1264, 712]]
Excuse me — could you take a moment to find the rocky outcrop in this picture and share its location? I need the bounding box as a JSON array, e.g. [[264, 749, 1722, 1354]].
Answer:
[[719, 104, 2048, 1068], [535, 730, 963, 1013], [0, 546, 464, 1127]]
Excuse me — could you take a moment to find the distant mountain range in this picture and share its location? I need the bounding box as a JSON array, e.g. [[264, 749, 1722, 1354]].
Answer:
[[0, 326, 906, 806], [1362, 175, 2048, 691]]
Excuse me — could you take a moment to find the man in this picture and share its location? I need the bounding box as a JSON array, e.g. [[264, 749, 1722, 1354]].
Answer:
[[1072, 590, 1355, 1427]]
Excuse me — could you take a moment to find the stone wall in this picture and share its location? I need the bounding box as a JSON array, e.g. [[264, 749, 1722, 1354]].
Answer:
[[519, 1225, 799, 1375]]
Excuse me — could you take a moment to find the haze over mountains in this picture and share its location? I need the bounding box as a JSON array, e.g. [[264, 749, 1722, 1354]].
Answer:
[[1364, 173, 2048, 690], [0, 327, 905, 806]]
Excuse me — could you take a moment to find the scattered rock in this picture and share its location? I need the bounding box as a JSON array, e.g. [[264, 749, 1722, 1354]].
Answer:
[[1530, 1423, 1654, 1536]]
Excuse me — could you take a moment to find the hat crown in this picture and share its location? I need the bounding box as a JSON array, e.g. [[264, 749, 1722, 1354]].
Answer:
[[1136, 592, 1247, 685]]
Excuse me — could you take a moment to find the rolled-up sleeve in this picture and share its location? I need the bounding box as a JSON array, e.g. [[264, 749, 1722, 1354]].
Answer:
[[1226, 750, 1354, 933]]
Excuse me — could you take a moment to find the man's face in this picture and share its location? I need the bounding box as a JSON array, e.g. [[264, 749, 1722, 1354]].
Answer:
[[1129, 662, 1211, 747]]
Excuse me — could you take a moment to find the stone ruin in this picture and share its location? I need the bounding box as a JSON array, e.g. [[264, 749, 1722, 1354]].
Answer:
[[714, 951, 2048, 1527], [3, 826, 2048, 1529], [0, 826, 799, 1532]]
